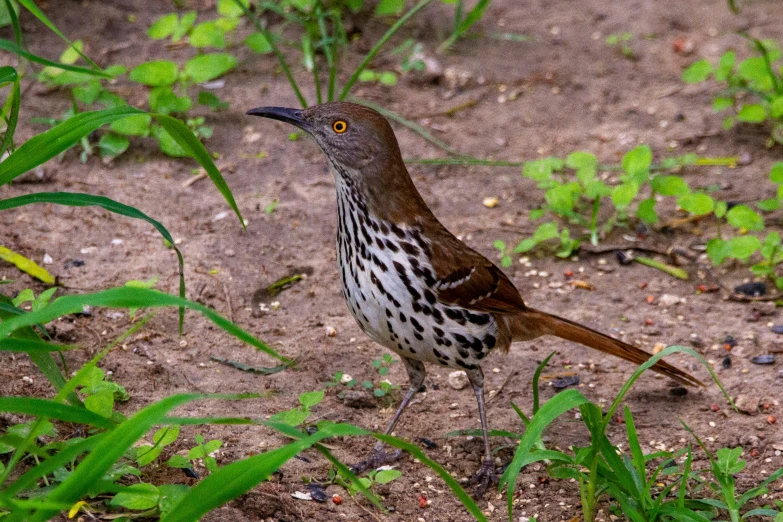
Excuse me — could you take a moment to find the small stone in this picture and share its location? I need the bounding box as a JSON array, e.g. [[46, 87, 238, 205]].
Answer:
[[751, 355, 776, 365], [734, 282, 766, 297], [670, 387, 688, 397], [306, 483, 328, 503], [735, 395, 760, 415], [342, 390, 375, 409], [332, 494, 342, 505], [325, 326, 337, 337], [551, 375, 580, 389], [658, 294, 681, 307], [291, 491, 312, 501], [340, 373, 353, 384], [224, 249, 235, 257], [482, 197, 499, 208], [652, 342, 666, 355], [42, 254, 53, 265], [448, 370, 469, 390], [772, 325, 783, 334]]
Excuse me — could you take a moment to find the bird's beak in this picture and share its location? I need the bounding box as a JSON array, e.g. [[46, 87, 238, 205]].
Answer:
[[246, 106, 311, 132]]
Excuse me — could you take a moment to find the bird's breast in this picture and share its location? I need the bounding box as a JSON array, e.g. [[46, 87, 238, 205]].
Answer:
[[334, 186, 501, 370]]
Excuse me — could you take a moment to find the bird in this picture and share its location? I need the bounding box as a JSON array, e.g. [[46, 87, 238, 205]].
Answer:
[[246, 101, 702, 495]]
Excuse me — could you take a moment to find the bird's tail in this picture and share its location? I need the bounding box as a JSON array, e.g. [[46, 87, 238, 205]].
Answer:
[[510, 308, 703, 387]]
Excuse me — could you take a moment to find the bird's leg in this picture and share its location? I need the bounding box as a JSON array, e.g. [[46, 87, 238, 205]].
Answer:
[[466, 367, 498, 498], [350, 357, 426, 474]]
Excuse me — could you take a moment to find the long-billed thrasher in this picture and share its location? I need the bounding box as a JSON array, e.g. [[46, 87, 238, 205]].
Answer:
[[247, 102, 701, 494]]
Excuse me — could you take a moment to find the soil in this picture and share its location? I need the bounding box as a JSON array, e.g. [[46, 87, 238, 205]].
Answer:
[[2, 0, 783, 521]]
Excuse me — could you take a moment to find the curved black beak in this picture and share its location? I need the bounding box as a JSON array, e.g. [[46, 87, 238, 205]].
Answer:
[[246, 106, 311, 131]]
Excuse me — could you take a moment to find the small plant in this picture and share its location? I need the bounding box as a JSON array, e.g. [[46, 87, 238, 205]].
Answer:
[[683, 36, 783, 146], [167, 433, 223, 474], [269, 390, 325, 427], [605, 32, 636, 59], [333, 466, 402, 495]]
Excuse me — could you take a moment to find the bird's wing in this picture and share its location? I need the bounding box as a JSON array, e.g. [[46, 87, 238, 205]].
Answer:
[[428, 230, 527, 315]]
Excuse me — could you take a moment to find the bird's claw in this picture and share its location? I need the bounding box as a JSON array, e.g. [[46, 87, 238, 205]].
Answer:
[[469, 460, 499, 499], [349, 446, 403, 475]]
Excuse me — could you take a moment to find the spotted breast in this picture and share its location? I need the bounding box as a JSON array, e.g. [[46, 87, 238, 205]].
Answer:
[[334, 175, 500, 371]]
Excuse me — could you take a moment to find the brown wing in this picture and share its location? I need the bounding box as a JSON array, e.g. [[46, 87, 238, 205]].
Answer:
[[428, 229, 527, 315]]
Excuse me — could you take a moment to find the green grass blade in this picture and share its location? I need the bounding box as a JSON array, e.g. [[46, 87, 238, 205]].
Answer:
[[532, 352, 555, 415], [152, 114, 244, 228], [265, 421, 384, 510], [160, 423, 368, 522], [0, 287, 290, 364], [0, 296, 78, 406], [231, 0, 307, 108], [0, 65, 20, 157], [624, 405, 647, 493], [0, 338, 76, 352], [0, 40, 111, 78], [339, 0, 434, 100], [500, 389, 591, 521], [440, 0, 492, 50], [0, 435, 100, 500], [351, 98, 464, 156], [0, 397, 115, 429], [0, 106, 138, 185], [375, 434, 488, 522], [24, 394, 209, 522], [15, 0, 102, 71], [0, 192, 186, 329], [4, 0, 21, 47]]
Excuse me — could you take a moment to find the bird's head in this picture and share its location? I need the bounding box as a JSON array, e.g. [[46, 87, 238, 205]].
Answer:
[[246, 102, 402, 174]]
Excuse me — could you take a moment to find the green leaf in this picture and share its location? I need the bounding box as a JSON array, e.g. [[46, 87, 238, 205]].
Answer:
[[129, 61, 178, 87], [714, 51, 735, 81], [770, 96, 783, 118], [621, 145, 652, 180], [583, 180, 611, 199], [523, 157, 562, 182], [167, 454, 191, 468], [0, 397, 114, 429], [713, 97, 733, 112], [376, 0, 404, 15], [770, 162, 783, 184], [378, 71, 398, 86], [218, 0, 248, 17], [358, 69, 376, 82], [636, 197, 658, 224], [493, 240, 506, 251], [0, 245, 55, 284], [188, 439, 222, 459], [532, 222, 559, 242], [651, 175, 689, 196], [726, 204, 764, 231], [727, 235, 761, 261], [197, 91, 229, 110], [513, 238, 537, 253], [757, 198, 781, 211], [737, 104, 767, 123], [84, 389, 114, 418], [268, 408, 309, 427], [190, 21, 226, 49], [148, 13, 178, 39], [98, 133, 129, 159], [110, 114, 152, 137], [374, 469, 402, 484], [110, 483, 160, 510], [714, 200, 728, 219], [738, 57, 773, 91], [149, 87, 192, 115], [174, 12, 197, 42], [677, 193, 714, 215], [566, 151, 597, 184], [611, 182, 638, 211], [682, 59, 712, 83], [545, 183, 578, 215], [716, 447, 745, 475], [184, 53, 237, 83], [298, 390, 324, 409], [245, 32, 272, 54]]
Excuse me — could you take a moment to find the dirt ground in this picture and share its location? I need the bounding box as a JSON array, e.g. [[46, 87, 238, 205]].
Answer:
[[2, 0, 783, 520]]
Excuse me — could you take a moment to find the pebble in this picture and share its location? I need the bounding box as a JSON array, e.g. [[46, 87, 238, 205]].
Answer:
[[735, 395, 761, 414], [734, 282, 766, 297], [652, 342, 666, 355], [772, 325, 783, 334], [339, 373, 353, 384], [448, 371, 469, 390], [751, 355, 776, 365], [342, 390, 375, 409], [325, 326, 337, 337], [482, 197, 499, 208], [658, 294, 681, 307], [42, 254, 53, 265]]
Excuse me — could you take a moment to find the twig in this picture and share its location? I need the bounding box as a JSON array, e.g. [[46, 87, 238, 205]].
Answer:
[[634, 256, 689, 280], [220, 280, 234, 323], [181, 172, 207, 188], [348, 489, 384, 522], [487, 369, 518, 404]]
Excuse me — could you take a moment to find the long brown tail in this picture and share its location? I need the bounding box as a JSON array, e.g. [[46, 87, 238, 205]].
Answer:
[[511, 308, 703, 387]]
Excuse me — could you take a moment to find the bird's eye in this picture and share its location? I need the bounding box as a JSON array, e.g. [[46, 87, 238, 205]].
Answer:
[[332, 120, 348, 133]]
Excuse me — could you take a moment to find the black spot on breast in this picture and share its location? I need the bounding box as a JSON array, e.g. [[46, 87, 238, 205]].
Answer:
[[400, 242, 419, 256], [391, 223, 405, 239], [424, 289, 437, 305], [399, 312, 407, 323], [455, 359, 477, 370], [421, 305, 432, 316], [409, 347, 416, 354], [385, 239, 399, 253], [470, 337, 483, 352], [445, 308, 466, 325], [412, 302, 422, 313], [457, 347, 469, 359], [380, 222, 390, 235], [375, 237, 385, 250], [467, 313, 490, 326], [386, 308, 393, 318], [433, 327, 444, 337], [433, 348, 443, 359], [452, 333, 472, 349], [407, 286, 421, 301], [484, 334, 496, 349], [410, 317, 424, 333], [414, 332, 423, 341], [431, 308, 444, 325]]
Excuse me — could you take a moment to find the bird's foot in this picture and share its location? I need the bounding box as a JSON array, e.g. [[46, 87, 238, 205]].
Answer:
[[469, 459, 499, 499], [349, 446, 403, 475]]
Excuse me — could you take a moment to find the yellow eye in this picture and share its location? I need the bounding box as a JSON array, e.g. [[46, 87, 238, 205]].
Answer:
[[333, 120, 348, 133]]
